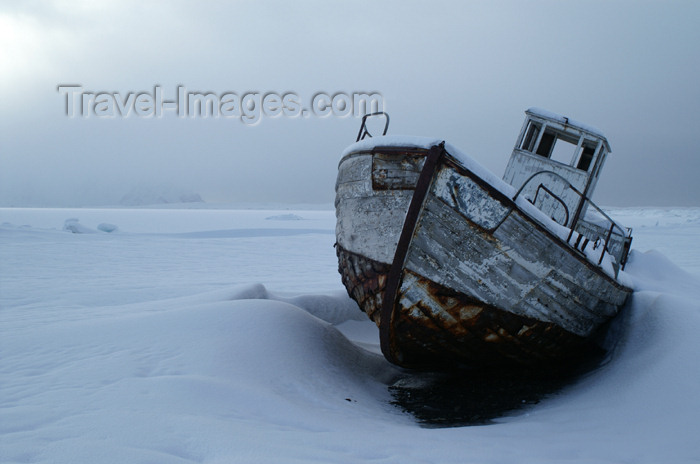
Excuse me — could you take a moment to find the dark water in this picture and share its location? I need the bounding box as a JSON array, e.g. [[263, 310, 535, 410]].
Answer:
[[388, 357, 604, 427], [387, 305, 631, 427], [389, 300, 631, 427]]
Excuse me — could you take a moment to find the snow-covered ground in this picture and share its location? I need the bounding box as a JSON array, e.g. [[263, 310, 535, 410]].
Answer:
[[1, 206, 699, 463]]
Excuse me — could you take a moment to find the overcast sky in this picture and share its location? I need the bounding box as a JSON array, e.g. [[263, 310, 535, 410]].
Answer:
[[1, 0, 698, 207]]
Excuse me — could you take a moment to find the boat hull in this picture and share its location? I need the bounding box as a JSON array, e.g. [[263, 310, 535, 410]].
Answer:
[[335, 143, 631, 369]]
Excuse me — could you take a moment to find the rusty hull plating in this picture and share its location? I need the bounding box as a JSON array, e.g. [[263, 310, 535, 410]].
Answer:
[[336, 246, 595, 368]]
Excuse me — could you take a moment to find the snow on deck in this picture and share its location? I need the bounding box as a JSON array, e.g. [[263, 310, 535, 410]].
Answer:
[[343, 135, 626, 279]]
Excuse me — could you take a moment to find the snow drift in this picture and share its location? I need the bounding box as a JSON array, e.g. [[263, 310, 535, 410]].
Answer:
[[1, 207, 699, 463]]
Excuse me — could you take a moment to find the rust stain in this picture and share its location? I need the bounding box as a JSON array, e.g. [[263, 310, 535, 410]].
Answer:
[[336, 244, 389, 325], [337, 245, 597, 369], [371, 151, 426, 191]]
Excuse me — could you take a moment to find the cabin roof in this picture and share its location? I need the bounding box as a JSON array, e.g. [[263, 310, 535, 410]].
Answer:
[[526, 107, 611, 153]]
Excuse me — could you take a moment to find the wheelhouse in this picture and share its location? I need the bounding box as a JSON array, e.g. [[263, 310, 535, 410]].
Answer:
[[503, 108, 611, 227], [503, 108, 631, 274]]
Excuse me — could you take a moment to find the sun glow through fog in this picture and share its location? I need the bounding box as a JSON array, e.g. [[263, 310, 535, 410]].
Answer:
[[0, 13, 43, 86]]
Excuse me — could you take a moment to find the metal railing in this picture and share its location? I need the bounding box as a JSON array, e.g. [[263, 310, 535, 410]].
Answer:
[[356, 112, 390, 142], [532, 184, 570, 227], [512, 170, 631, 277]]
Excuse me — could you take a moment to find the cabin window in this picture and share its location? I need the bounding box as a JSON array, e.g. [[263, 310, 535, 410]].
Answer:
[[536, 131, 556, 157], [518, 118, 603, 172], [576, 145, 595, 171], [592, 148, 606, 178], [520, 121, 541, 152], [548, 134, 579, 166]]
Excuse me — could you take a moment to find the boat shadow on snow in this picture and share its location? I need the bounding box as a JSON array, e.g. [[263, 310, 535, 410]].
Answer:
[[388, 302, 631, 428]]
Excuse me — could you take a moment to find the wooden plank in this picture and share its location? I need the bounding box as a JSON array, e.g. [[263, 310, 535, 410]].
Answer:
[[402, 165, 627, 337]]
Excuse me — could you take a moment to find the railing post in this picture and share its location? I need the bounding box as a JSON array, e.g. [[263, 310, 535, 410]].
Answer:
[[513, 170, 629, 278]]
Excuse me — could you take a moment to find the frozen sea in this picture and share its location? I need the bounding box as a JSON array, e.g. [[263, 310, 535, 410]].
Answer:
[[1, 206, 699, 463]]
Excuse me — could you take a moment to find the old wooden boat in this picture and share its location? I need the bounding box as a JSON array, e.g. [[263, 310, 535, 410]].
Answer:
[[335, 108, 633, 369]]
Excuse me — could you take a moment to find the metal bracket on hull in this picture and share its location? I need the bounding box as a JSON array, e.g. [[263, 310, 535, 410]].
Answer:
[[380, 142, 445, 364]]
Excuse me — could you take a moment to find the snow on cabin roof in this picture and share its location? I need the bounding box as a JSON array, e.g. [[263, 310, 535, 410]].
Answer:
[[526, 107, 610, 149]]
